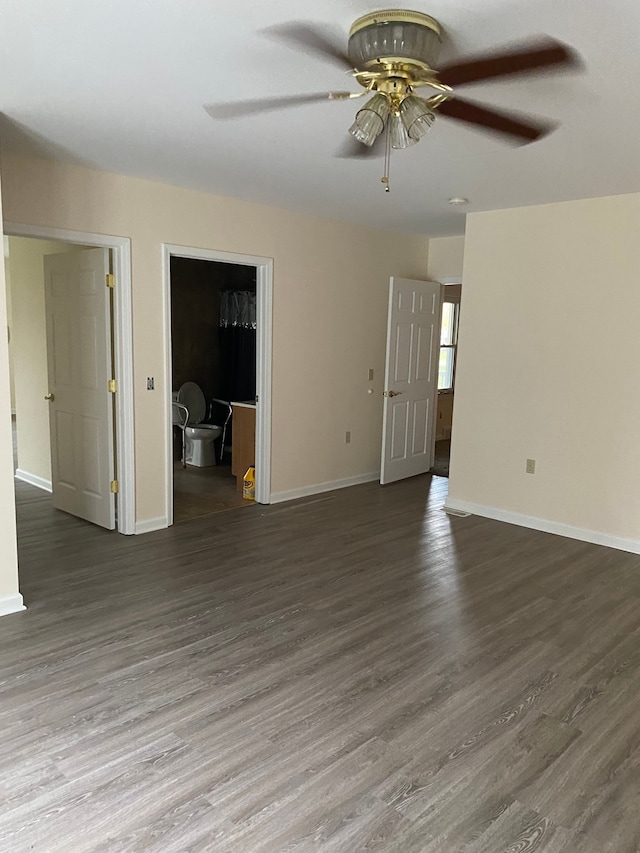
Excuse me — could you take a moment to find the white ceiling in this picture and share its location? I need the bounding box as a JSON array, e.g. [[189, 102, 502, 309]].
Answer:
[[1, 0, 639, 236]]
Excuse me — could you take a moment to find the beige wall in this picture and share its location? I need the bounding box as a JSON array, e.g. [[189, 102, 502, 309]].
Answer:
[[427, 235, 465, 282], [0, 152, 429, 522], [447, 193, 640, 545], [7, 237, 84, 484], [0, 176, 20, 609]]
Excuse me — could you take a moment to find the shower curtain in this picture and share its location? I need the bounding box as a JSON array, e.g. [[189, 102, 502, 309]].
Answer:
[[219, 290, 256, 402]]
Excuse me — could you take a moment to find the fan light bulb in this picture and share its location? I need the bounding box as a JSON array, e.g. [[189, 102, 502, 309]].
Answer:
[[349, 93, 390, 147]]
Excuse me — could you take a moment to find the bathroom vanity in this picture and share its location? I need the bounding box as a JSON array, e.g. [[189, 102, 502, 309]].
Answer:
[[231, 402, 256, 490]]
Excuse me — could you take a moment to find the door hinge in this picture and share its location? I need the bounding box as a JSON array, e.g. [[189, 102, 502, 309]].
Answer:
[[106, 273, 115, 289], [108, 379, 117, 393], [110, 480, 119, 494]]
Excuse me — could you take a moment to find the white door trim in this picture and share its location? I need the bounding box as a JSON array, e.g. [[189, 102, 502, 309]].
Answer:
[[162, 244, 273, 525], [4, 222, 135, 535]]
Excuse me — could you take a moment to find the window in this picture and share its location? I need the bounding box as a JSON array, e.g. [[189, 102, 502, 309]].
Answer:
[[438, 299, 460, 391]]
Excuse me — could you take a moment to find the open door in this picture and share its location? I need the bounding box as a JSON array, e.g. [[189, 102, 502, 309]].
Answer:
[[43, 249, 116, 529], [380, 277, 442, 485]]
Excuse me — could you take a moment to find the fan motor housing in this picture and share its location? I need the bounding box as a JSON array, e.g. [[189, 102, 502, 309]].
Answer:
[[348, 10, 443, 71]]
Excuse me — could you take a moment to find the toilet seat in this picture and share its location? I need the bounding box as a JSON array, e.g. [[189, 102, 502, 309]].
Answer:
[[177, 382, 206, 425]]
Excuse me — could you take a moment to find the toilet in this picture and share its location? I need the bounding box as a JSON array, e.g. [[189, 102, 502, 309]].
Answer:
[[173, 382, 222, 467]]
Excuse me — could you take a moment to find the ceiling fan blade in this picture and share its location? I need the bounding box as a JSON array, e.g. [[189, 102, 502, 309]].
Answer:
[[438, 38, 580, 88], [205, 92, 348, 120], [437, 96, 555, 143], [335, 133, 384, 159], [261, 22, 354, 70]]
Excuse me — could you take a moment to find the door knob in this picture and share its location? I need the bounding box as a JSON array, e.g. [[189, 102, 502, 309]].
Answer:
[[383, 390, 401, 397], [44, 393, 55, 401]]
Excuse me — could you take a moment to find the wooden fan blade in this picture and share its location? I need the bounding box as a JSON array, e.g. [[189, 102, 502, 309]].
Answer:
[[437, 96, 555, 143], [205, 92, 347, 120], [335, 133, 384, 159], [438, 38, 580, 87], [261, 22, 353, 70]]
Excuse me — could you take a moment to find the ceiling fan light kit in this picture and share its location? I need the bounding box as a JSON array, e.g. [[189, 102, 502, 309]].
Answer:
[[345, 11, 446, 175], [209, 9, 580, 191]]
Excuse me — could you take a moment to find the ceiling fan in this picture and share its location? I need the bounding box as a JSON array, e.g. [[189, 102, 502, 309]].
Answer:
[[206, 10, 580, 189]]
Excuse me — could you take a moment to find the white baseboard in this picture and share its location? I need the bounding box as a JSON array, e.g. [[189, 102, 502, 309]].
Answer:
[[0, 593, 26, 617], [443, 497, 640, 555], [134, 516, 169, 535], [15, 468, 52, 493], [270, 471, 379, 505]]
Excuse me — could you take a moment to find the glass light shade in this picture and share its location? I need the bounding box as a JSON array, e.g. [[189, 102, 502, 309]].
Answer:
[[348, 16, 442, 69], [348, 93, 390, 146], [400, 96, 435, 141], [389, 113, 417, 149]]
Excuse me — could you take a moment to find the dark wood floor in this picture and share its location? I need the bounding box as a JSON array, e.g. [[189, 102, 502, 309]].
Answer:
[[430, 439, 450, 478], [3, 475, 640, 851], [173, 461, 250, 523]]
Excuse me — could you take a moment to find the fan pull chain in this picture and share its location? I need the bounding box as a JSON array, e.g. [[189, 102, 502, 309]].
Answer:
[[381, 121, 391, 192]]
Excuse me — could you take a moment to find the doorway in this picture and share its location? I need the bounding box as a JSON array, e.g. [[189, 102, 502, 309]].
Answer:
[[3, 223, 135, 534], [6, 238, 94, 498], [162, 245, 273, 526], [431, 281, 462, 478], [170, 257, 255, 522]]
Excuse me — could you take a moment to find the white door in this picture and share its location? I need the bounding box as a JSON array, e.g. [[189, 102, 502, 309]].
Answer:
[[44, 249, 116, 529], [380, 277, 442, 485]]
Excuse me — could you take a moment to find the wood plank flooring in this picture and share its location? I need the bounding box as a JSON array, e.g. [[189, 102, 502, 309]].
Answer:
[[3, 475, 640, 851], [173, 462, 250, 523]]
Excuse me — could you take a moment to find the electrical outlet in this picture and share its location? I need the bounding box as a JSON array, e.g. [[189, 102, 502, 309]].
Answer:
[[526, 458, 536, 474], [147, 377, 154, 390], [368, 368, 374, 381], [345, 431, 351, 444]]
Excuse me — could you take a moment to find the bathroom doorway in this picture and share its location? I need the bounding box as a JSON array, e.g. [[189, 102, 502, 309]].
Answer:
[[163, 245, 273, 525]]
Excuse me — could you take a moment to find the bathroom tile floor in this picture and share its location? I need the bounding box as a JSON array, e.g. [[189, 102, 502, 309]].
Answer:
[[173, 461, 252, 523]]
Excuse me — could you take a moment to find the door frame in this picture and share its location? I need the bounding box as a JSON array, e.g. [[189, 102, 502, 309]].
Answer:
[[162, 244, 273, 524], [4, 222, 135, 535]]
